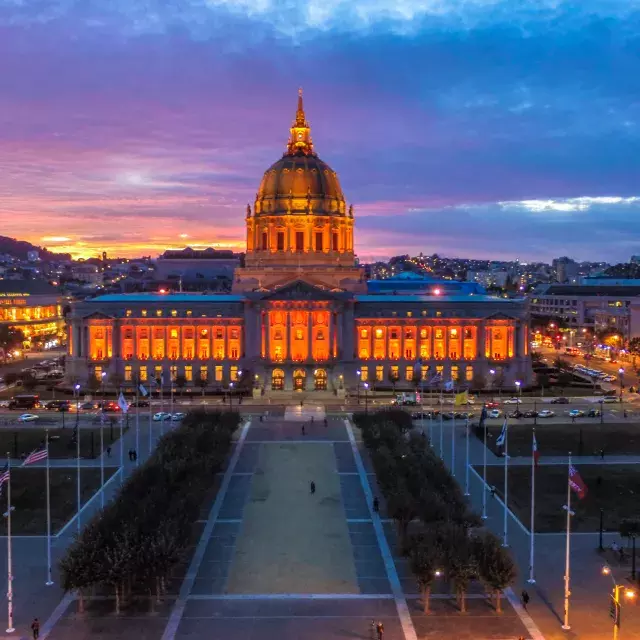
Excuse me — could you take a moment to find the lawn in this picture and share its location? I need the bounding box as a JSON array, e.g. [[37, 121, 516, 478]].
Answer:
[[475, 422, 640, 457], [0, 426, 128, 460], [478, 464, 640, 533], [0, 467, 119, 535]]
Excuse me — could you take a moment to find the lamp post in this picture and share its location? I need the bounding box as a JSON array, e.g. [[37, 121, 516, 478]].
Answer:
[[73, 383, 81, 534], [618, 367, 624, 401], [356, 370, 361, 404], [229, 381, 234, 411], [602, 565, 636, 639], [515, 380, 522, 400], [489, 369, 496, 399], [363, 382, 369, 414]]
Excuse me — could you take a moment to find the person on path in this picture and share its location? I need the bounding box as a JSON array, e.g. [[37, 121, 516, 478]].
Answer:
[[301, 424, 306, 436], [311, 416, 314, 424], [132, 449, 137, 462], [106, 446, 112, 458], [370, 620, 376, 639], [324, 417, 328, 428], [521, 590, 530, 610], [128, 449, 133, 461], [376, 621, 384, 639], [600, 448, 605, 460], [310, 481, 316, 495], [31, 618, 40, 639], [373, 496, 379, 513]]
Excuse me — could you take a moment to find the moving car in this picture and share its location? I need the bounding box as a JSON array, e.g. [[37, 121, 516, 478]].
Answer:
[[129, 400, 150, 408], [503, 397, 522, 404], [485, 402, 500, 409], [19, 413, 39, 422], [587, 408, 601, 417], [523, 410, 538, 418], [602, 396, 619, 403], [568, 409, 585, 418], [171, 412, 186, 421], [488, 409, 501, 419], [537, 409, 555, 418], [551, 397, 570, 404], [152, 412, 172, 422], [508, 410, 524, 419]]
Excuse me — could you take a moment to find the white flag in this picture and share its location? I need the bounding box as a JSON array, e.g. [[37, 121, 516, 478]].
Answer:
[[139, 384, 148, 397], [496, 417, 508, 447], [117, 392, 129, 414]]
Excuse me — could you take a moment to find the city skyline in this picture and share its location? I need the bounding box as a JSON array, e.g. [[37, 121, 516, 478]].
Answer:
[[1, 1, 638, 262]]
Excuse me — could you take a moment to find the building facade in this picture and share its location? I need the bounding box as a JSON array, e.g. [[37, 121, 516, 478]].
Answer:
[[66, 91, 532, 392]]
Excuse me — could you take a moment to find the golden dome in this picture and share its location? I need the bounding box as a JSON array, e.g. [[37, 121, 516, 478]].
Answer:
[[253, 89, 348, 218]]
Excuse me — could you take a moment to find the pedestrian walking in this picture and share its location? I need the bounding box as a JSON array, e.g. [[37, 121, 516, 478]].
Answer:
[[106, 446, 112, 458], [600, 448, 605, 460], [301, 424, 306, 436], [369, 619, 376, 639], [624, 409, 628, 418], [311, 416, 314, 423], [31, 618, 40, 639], [128, 448, 133, 461], [324, 417, 328, 428], [132, 449, 137, 462], [571, 415, 576, 424], [521, 590, 530, 610], [373, 496, 379, 513], [376, 621, 384, 639], [310, 481, 316, 495]]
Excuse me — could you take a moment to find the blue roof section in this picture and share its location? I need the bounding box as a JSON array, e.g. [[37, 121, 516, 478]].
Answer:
[[355, 294, 519, 303], [88, 294, 245, 303]]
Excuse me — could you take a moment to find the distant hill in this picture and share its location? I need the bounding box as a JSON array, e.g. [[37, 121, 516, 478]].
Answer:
[[0, 236, 71, 261]]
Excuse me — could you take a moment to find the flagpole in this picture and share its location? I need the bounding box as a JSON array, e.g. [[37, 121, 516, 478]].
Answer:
[[6, 453, 14, 633], [160, 378, 164, 437], [148, 382, 153, 454], [562, 452, 572, 631], [439, 391, 443, 458], [482, 404, 488, 519], [119, 394, 124, 486], [76, 407, 81, 534], [502, 418, 509, 547], [135, 383, 140, 467], [464, 416, 470, 496], [100, 413, 104, 509], [451, 383, 456, 476], [45, 431, 53, 586], [528, 428, 536, 584]]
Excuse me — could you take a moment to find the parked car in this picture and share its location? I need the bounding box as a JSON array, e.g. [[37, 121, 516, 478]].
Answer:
[[485, 402, 500, 409], [523, 410, 538, 418], [602, 396, 618, 403], [129, 400, 150, 408], [568, 409, 585, 418], [0, 400, 10, 408], [78, 402, 98, 411], [508, 410, 525, 419], [551, 397, 570, 404], [587, 408, 602, 417], [152, 412, 172, 422], [171, 412, 186, 421], [19, 413, 39, 422], [488, 409, 501, 419], [44, 399, 69, 410], [537, 409, 555, 418], [503, 397, 522, 404], [454, 412, 474, 420]]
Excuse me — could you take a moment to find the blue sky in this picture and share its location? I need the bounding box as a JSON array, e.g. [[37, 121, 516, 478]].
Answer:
[[0, 0, 638, 262]]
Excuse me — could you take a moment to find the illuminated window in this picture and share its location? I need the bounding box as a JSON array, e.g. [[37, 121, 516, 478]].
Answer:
[[361, 329, 368, 338], [156, 310, 162, 317], [141, 310, 147, 317], [451, 365, 459, 381], [375, 365, 384, 381], [422, 310, 427, 317], [295, 329, 304, 340], [171, 310, 177, 317], [201, 329, 209, 337], [94, 366, 102, 381], [139, 366, 148, 382], [407, 312, 412, 317], [185, 365, 193, 382], [169, 366, 177, 381], [230, 366, 238, 381], [405, 366, 414, 381], [154, 365, 162, 382], [200, 365, 208, 381], [360, 366, 368, 381], [375, 328, 383, 339], [231, 328, 239, 339], [126, 310, 132, 317], [215, 366, 223, 382], [277, 231, 285, 251], [420, 328, 428, 338], [124, 365, 132, 382], [390, 365, 399, 378], [216, 329, 224, 339], [296, 231, 304, 252], [170, 329, 178, 339], [316, 331, 325, 341], [465, 365, 473, 382]]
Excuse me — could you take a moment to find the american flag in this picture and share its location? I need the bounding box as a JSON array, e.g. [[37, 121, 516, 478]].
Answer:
[[0, 464, 9, 486], [569, 464, 588, 500], [22, 448, 48, 466]]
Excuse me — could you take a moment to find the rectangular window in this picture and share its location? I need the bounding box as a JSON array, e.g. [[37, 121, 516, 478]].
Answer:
[[375, 365, 384, 381], [451, 365, 459, 381], [141, 310, 147, 317], [391, 365, 399, 378], [332, 232, 338, 251], [277, 231, 285, 251], [154, 365, 163, 382], [230, 366, 238, 381], [125, 310, 132, 317], [262, 231, 268, 250], [215, 366, 223, 382], [360, 366, 368, 382], [296, 231, 304, 252], [200, 365, 208, 381], [124, 365, 132, 382], [315, 232, 323, 251], [405, 365, 414, 381], [465, 365, 473, 382], [185, 365, 193, 382], [169, 366, 177, 381], [94, 366, 102, 381], [139, 366, 148, 382]]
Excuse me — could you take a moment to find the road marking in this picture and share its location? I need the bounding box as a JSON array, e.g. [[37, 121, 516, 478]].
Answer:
[[344, 418, 418, 640], [469, 466, 530, 535], [188, 593, 395, 600], [161, 419, 251, 640], [504, 587, 546, 640], [40, 592, 76, 639]]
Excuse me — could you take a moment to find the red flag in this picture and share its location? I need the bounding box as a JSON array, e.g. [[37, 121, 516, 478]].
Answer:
[[533, 431, 540, 468], [569, 464, 588, 499]]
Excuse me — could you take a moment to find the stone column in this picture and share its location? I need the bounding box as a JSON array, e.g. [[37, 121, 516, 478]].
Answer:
[[285, 311, 291, 360], [264, 311, 270, 361], [307, 311, 313, 361]]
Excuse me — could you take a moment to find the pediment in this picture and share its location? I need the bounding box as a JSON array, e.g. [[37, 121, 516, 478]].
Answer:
[[485, 311, 516, 321], [82, 311, 115, 321], [259, 279, 347, 301]]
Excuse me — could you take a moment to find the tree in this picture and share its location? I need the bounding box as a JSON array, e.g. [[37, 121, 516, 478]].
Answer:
[[388, 368, 400, 393], [536, 372, 551, 395], [86, 375, 102, 395], [385, 480, 418, 555], [474, 532, 517, 613], [0, 326, 23, 360], [21, 371, 39, 392], [553, 356, 571, 371], [493, 370, 506, 398], [471, 372, 486, 392], [194, 373, 208, 401], [556, 371, 573, 394], [411, 371, 422, 392], [408, 536, 440, 613], [108, 372, 124, 391], [620, 518, 640, 580], [174, 374, 187, 396], [628, 337, 640, 356], [531, 351, 544, 366]]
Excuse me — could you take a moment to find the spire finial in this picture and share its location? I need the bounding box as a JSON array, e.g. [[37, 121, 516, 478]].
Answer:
[[286, 87, 315, 156], [295, 87, 306, 127]]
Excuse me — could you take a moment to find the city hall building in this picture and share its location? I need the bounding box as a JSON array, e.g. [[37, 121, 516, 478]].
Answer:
[[66, 92, 532, 393]]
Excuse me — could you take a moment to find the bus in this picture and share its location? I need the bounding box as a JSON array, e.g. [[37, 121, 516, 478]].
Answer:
[[8, 394, 40, 410]]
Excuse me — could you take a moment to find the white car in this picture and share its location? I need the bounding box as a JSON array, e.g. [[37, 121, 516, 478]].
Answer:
[[538, 409, 555, 418], [152, 412, 172, 422], [488, 409, 502, 419], [602, 396, 619, 403], [0, 400, 10, 408], [503, 397, 522, 404], [171, 412, 186, 421], [19, 413, 39, 422]]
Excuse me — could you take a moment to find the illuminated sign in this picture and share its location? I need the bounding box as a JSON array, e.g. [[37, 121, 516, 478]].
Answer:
[[0, 293, 30, 297]]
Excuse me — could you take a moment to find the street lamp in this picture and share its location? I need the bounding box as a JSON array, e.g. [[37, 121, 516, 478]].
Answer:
[[356, 370, 361, 404], [489, 369, 496, 398], [515, 380, 522, 399], [602, 566, 635, 638], [618, 367, 625, 401], [229, 381, 234, 411], [364, 382, 369, 414]]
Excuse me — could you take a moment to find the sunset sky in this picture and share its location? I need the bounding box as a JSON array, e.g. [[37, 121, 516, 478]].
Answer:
[[0, 1, 638, 263]]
